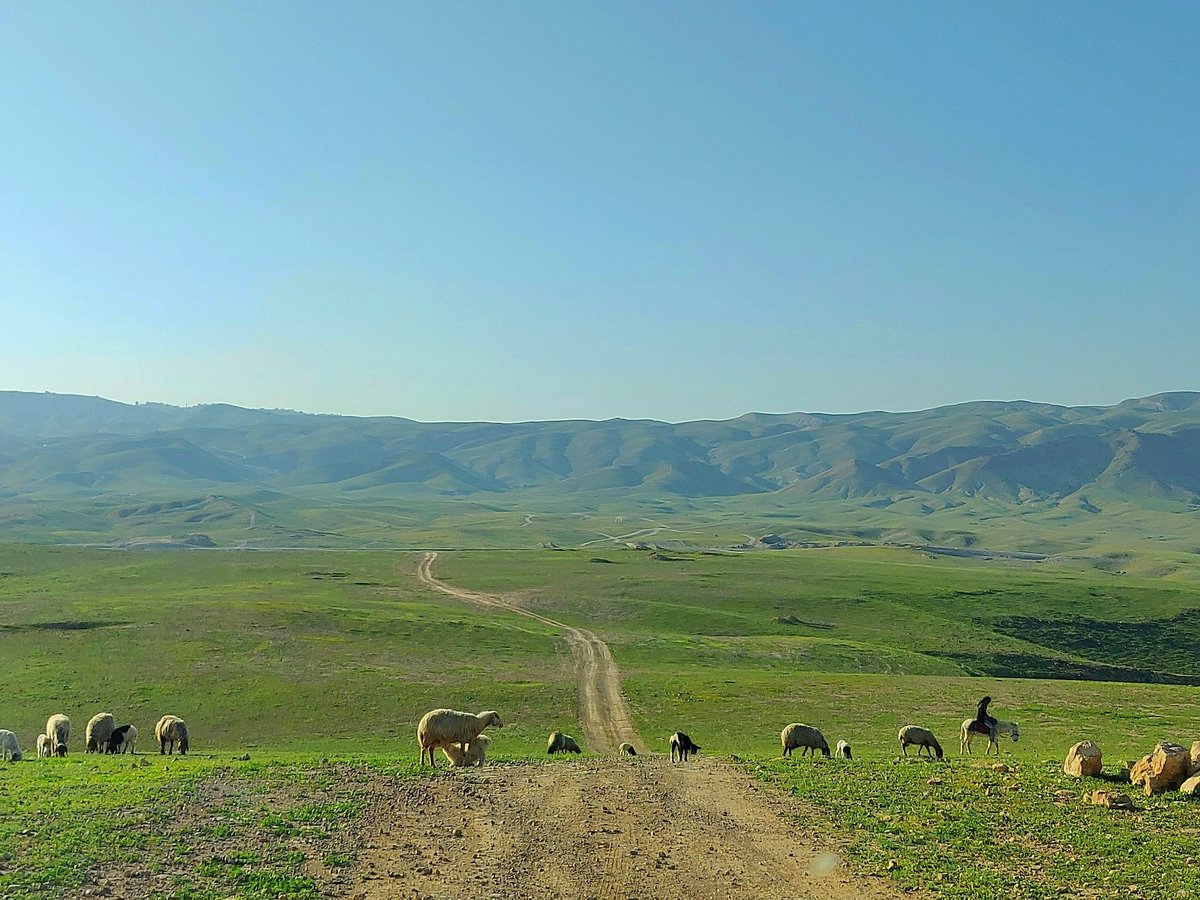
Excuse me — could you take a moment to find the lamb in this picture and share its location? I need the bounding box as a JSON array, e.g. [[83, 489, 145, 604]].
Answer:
[[836, 739, 853, 759], [85, 712, 116, 754], [781, 723, 831, 758], [0, 730, 22, 761], [155, 715, 189, 755], [618, 742, 637, 757], [417, 709, 503, 767], [547, 731, 582, 755], [898, 725, 944, 759], [46, 714, 71, 757], [37, 734, 51, 758], [107, 724, 138, 755], [669, 731, 700, 762], [442, 733, 491, 767]]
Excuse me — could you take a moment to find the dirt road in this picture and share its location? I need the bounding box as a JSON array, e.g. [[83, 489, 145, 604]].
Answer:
[[416, 551, 640, 754], [340, 754, 898, 900], [392, 552, 898, 899]]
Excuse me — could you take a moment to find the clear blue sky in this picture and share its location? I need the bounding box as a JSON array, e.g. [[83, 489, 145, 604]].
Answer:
[[1, 2, 1196, 422]]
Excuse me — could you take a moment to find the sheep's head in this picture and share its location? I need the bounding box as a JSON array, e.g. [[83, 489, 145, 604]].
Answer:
[[179, 735, 189, 754], [481, 711, 503, 729], [821, 746, 831, 758], [55, 743, 67, 757], [1010, 725, 1020, 743], [934, 746, 944, 759]]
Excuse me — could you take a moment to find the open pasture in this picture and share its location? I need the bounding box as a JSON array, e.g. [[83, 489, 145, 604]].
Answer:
[[0, 545, 1198, 897]]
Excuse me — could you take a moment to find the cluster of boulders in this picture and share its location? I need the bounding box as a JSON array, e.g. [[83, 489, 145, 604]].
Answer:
[[1128, 741, 1200, 796], [1063, 739, 1200, 797]]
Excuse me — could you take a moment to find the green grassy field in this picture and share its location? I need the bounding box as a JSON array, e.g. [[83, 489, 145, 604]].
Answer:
[[1, 544, 1199, 897]]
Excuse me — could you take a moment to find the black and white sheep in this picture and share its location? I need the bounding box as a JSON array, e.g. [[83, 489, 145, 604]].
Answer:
[[0, 730, 22, 761], [86, 712, 115, 754], [669, 731, 700, 762], [155, 715, 189, 755], [547, 731, 582, 755], [417, 709, 503, 767], [836, 739, 853, 759], [898, 725, 944, 759], [781, 723, 830, 758], [442, 733, 491, 767], [46, 714, 71, 757], [107, 724, 138, 755], [618, 742, 637, 757]]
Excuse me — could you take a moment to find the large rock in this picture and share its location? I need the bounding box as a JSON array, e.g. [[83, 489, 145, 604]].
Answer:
[[1129, 741, 1191, 795], [1063, 741, 1102, 778], [1180, 773, 1200, 796]]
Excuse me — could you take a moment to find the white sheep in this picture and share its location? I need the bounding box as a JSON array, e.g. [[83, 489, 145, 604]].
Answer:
[[85, 712, 115, 754], [417, 709, 503, 767], [836, 739, 853, 759], [155, 715, 189, 755], [0, 730, 22, 761], [618, 742, 637, 757], [36, 734, 51, 758], [547, 731, 582, 755], [442, 733, 491, 767], [107, 724, 138, 755], [781, 723, 830, 758], [46, 714, 71, 757], [898, 725, 944, 759]]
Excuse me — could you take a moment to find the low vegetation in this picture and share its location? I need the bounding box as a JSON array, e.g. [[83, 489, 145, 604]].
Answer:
[[0, 544, 1198, 896], [754, 756, 1200, 899]]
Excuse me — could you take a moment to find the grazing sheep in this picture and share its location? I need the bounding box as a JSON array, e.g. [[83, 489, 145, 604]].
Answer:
[[0, 730, 22, 761], [36, 734, 51, 758], [442, 733, 491, 768], [107, 724, 138, 755], [155, 715, 189, 755], [836, 739, 853, 759], [547, 731, 582, 755], [417, 709, 504, 767], [669, 731, 700, 762], [898, 725, 944, 759], [46, 714, 71, 756], [618, 742, 637, 757], [781, 723, 831, 758], [85, 712, 116, 754]]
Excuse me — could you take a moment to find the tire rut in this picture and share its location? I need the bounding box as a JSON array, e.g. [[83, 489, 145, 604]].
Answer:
[[415, 551, 640, 753], [342, 756, 900, 899]]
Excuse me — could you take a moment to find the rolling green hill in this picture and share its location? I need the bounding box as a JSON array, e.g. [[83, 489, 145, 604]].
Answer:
[[2, 390, 1200, 554]]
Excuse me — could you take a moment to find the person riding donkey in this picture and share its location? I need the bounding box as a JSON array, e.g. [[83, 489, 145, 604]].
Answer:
[[970, 695, 998, 740]]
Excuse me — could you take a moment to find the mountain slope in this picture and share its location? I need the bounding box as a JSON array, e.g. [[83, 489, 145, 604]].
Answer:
[[2, 390, 1200, 546]]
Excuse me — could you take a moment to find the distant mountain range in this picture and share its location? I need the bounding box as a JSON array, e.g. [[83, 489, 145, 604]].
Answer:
[[2, 390, 1200, 549]]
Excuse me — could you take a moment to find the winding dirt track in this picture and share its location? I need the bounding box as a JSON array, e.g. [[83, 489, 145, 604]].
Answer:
[[416, 550, 639, 753], [354, 552, 900, 900]]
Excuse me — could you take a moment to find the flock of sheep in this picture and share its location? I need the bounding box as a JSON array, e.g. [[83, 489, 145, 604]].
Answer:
[[413, 707, 1019, 767], [0, 712, 190, 761], [0, 705, 1014, 768]]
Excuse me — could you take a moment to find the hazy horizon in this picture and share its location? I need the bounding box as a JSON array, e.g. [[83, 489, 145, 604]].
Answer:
[[6, 385, 1199, 426], [2, 3, 1195, 422]]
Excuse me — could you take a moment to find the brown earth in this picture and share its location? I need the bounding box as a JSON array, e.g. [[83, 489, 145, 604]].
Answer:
[[339, 755, 898, 900], [386, 552, 899, 899], [415, 551, 640, 754]]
